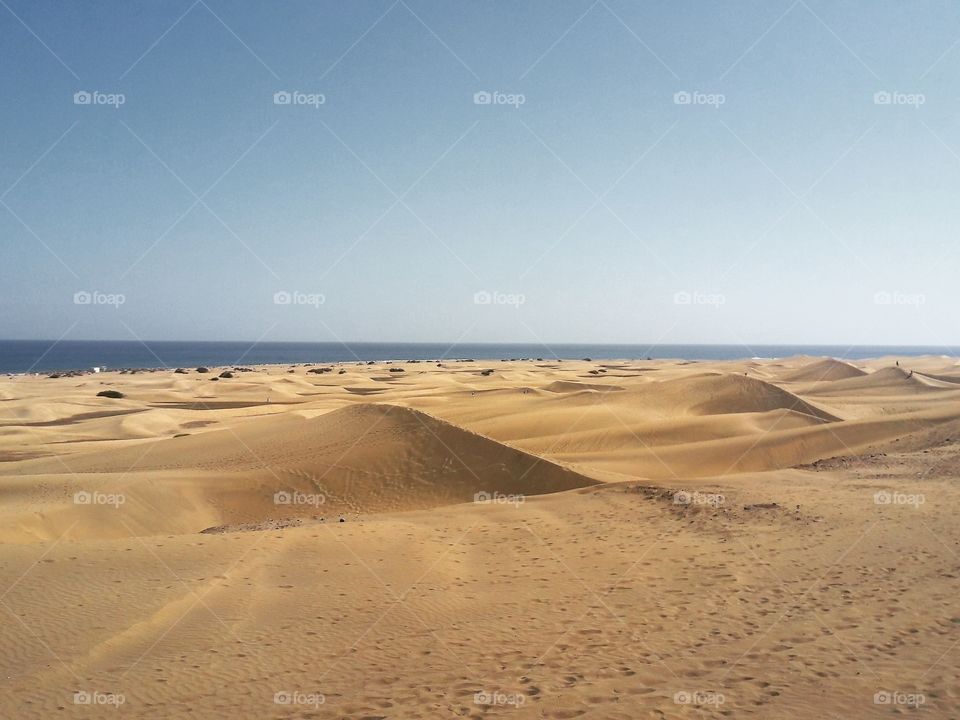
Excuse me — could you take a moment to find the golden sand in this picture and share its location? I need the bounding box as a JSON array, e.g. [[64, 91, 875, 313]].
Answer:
[[1, 356, 957, 717]]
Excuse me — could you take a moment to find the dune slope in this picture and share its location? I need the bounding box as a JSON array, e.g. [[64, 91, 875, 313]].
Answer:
[[778, 357, 867, 382], [2, 404, 598, 540]]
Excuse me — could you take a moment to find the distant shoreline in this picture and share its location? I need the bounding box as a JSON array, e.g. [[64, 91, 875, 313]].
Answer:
[[5, 354, 959, 378], [0, 340, 957, 374]]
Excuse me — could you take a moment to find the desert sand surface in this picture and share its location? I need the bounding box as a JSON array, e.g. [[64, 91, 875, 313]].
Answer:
[[1, 355, 958, 718]]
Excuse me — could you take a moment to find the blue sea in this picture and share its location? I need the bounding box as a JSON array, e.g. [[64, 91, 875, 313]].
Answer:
[[0, 340, 957, 374]]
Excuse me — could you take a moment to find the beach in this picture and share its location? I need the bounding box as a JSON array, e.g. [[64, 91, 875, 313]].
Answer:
[[1, 355, 957, 717]]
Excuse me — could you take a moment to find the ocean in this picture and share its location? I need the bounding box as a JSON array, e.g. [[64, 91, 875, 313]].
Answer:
[[0, 340, 956, 374]]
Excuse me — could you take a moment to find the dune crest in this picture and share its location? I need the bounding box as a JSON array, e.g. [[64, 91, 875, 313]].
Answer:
[[779, 357, 867, 382], [542, 380, 625, 393], [805, 365, 959, 395], [633, 372, 840, 422], [2, 403, 598, 540]]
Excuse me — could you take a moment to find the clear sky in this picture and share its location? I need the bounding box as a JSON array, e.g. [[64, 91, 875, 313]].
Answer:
[[2, 0, 959, 346]]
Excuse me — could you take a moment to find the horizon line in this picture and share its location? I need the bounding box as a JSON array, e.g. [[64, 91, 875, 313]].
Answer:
[[1, 339, 959, 348]]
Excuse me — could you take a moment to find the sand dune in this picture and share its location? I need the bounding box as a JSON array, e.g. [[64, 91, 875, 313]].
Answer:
[[651, 372, 840, 421], [778, 356, 867, 382], [2, 404, 596, 541], [914, 370, 960, 385], [805, 365, 960, 395], [542, 380, 625, 393], [2, 357, 959, 718]]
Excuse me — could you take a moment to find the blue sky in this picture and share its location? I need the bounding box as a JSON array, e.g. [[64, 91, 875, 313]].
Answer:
[[2, 0, 959, 345]]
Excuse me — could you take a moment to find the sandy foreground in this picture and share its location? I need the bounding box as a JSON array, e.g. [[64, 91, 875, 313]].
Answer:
[[1, 355, 958, 718]]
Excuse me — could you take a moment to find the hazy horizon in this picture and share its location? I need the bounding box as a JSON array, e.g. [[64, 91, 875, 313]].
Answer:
[[4, 338, 960, 349], [3, 338, 959, 376], [4, 1, 960, 350]]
